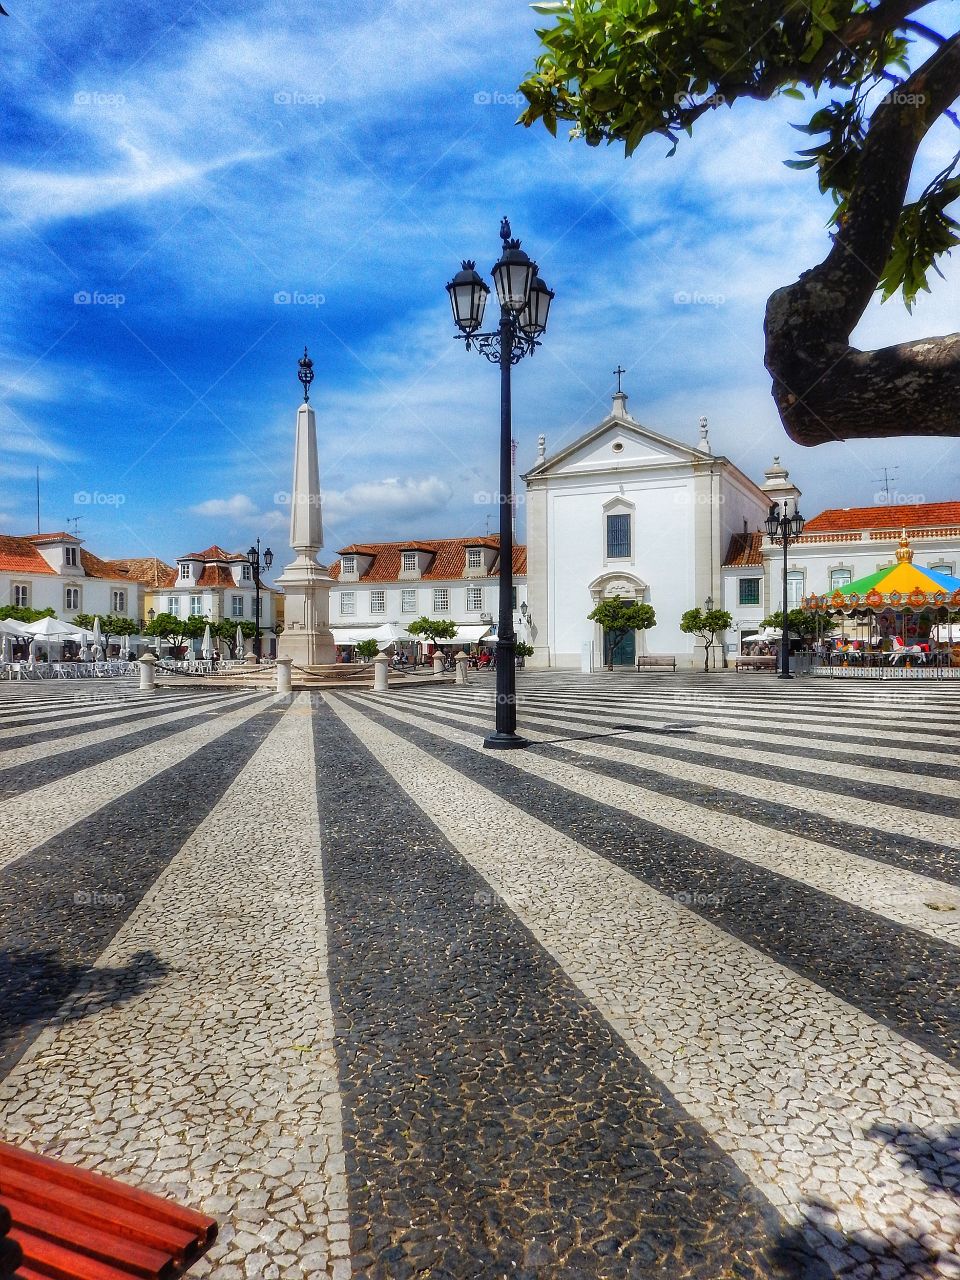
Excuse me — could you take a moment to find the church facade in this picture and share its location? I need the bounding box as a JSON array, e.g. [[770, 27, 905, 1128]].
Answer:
[[523, 390, 770, 669]]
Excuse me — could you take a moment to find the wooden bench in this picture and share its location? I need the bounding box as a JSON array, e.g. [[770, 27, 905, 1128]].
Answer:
[[0, 1139, 217, 1279], [636, 656, 677, 671], [736, 654, 777, 672]]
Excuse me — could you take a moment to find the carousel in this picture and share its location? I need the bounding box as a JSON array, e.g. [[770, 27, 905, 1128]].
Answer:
[[802, 533, 960, 678]]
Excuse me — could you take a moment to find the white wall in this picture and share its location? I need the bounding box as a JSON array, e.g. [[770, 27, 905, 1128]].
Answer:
[[1, 572, 140, 620], [330, 578, 527, 627]]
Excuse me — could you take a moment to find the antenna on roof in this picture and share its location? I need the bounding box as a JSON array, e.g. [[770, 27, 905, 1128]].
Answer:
[[67, 516, 82, 538], [874, 465, 898, 503]]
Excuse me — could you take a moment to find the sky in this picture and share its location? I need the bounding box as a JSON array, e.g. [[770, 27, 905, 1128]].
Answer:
[[1, 0, 958, 579]]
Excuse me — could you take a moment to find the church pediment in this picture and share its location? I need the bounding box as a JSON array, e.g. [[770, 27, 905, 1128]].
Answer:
[[526, 413, 706, 480]]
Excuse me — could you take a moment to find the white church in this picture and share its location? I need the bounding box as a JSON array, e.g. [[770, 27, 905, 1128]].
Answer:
[[524, 387, 776, 669]]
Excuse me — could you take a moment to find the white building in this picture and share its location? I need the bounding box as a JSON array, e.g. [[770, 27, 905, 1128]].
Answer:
[[524, 390, 769, 668], [149, 544, 277, 634], [724, 484, 960, 649], [329, 536, 527, 648], [0, 531, 141, 621]]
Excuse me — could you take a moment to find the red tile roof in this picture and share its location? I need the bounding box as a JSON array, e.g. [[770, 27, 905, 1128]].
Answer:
[[79, 549, 135, 581], [25, 532, 80, 545], [181, 544, 248, 562], [332, 537, 526, 582], [104, 556, 177, 589], [804, 502, 960, 533], [0, 536, 57, 574], [196, 563, 238, 586], [723, 531, 763, 567]]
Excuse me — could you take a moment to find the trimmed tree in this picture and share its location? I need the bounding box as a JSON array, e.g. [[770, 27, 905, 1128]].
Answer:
[[215, 618, 256, 657], [680, 607, 733, 672], [144, 613, 206, 659], [520, 1, 960, 445], [406, 616, 460, 652], [354, 638, 380, 661], [761, 608, 820, 641], [0, 605, 55, 622], [588, 595, 656, 668]]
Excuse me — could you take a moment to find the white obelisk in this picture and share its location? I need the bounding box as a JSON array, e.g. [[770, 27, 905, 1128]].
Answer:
[[276, 348, 336, 667]]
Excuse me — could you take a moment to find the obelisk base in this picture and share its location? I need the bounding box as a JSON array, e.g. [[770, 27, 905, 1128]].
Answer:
[[276, 558, 336, 667]]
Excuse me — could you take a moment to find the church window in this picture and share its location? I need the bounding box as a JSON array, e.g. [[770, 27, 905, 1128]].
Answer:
[[606, 513, 631, 559], [738, 578, 761, 606]]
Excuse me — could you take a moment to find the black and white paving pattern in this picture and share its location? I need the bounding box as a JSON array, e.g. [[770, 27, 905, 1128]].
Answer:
[[1, 671, 959, 1279]]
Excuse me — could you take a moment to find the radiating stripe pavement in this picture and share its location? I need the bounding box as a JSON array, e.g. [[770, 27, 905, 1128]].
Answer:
[[0, 671, 958, 1279]]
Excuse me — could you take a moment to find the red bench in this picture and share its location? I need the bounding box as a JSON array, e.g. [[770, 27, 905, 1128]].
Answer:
[[0, 1140, 217, 1280]]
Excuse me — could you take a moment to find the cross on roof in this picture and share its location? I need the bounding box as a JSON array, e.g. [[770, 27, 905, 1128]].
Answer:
[[613, 365, 626, 394]]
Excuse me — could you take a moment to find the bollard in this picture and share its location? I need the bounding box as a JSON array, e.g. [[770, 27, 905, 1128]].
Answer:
[[244, 652, 259, 668], [373, 653, 390, 692], [276, 657, 292, 694], [139, 653, 157, 692], [454, 649, 469, 686], [432, 651, 445, 675]]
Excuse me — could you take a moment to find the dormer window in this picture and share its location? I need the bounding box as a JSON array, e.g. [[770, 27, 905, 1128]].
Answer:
[[402, 551, 417, 573], [179, 563, 190, 579], [341, 555, 356, 575], [241, 564, 252, 580], [466, 548, 483, 570], [64, 546, 78, 567]]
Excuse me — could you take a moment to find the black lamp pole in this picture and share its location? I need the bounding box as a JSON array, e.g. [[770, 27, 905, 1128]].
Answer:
[[765, 502, 805, 679], [247, 538, 274, 661], [447, 218, 555, 749]]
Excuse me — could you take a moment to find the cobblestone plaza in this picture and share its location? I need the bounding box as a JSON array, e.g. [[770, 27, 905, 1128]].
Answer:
[[1, 671, 959, 1279]]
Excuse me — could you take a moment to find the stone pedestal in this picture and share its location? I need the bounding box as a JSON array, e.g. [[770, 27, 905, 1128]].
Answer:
[[372, 654, 389, 693], [454, 650, 469, 685], [433, 652, 445, 675], [276, 657, 292, 694], [139, 653, 156, 692]]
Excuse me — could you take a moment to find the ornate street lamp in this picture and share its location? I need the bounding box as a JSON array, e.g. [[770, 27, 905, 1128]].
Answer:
[[447, 218, 555, 749], [247, 539, 274, 660], [764, 501, 806, 679]]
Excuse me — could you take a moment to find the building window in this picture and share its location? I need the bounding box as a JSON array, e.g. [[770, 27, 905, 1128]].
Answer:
[[256, 597, 262, 618], [65, 546, 78, 567], [929, 561, 955, 575], [606, 513, 631, 559], [512, 587, 517, 610], [13, 584, 29, 608], [466, 586, 483, 612], [433, 588, 450, 612], [112, 590, 126, 613], [466, 548, 483, 570], [401, 589, 417, 613], [830, 569, 852, 591], [341, 555, 356, 575], [231, 595, 244, 617], [401, 551, 417, 572], [179, 563, 190, 579], [785, 572, 804, 608], [738, 577, 761, 606], [65, 587, 80, 611], [370, 590, 386, 614], [167, 596, 178, 615], [190, 595, 203, 616], [340, 591, 356, 615]]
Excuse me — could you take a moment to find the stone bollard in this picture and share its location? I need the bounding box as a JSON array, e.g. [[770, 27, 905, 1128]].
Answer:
[[373, 653, 390, 693], [276, 657, 292, 694], [244, 652, 259, 668], [139, 652, 157, 692], [454, 649, 469, 686], [432, 651, 445, 675]]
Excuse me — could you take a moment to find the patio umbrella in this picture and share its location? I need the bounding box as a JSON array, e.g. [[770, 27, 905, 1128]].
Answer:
[[92, 616, 104, 661], [201, 623, 213, 659], [235, 623, 244, 656], [1, 634, 9, 663], [27, 638, 37, 666]]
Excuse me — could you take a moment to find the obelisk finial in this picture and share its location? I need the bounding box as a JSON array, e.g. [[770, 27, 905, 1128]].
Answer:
[[298, 346, 315, 403]]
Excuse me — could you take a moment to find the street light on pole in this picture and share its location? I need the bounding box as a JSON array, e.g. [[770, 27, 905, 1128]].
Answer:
[[447, 217, 555, 749], [764, 501, 805, 679], [247, 539, 274, 661]]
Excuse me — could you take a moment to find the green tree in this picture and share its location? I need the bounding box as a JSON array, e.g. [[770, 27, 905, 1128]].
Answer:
[[515, 640, 534, 666], [354, 638, 381, 660], [520, 1, 960, 445], [762, 608, 820, 640], [588, 595, 656, 667], [680, 606, 733, 672], [0, 605, 55, 622], [72, 612, 96, 630], [406, 616, 460, 647], [145, 612, 206, 658], [214, 618, 256, 657]]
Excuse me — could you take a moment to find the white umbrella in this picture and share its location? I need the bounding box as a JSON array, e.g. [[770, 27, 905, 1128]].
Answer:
[[28, 638, 37, 666], [26, 616, 80, 639], [0, 618, 32, 637], [235, 623, 244, 656], [92, 616, 104, 660], [78, 642, 90, 661], [1, 634, 9, 663], [201, 623, 213, 659]]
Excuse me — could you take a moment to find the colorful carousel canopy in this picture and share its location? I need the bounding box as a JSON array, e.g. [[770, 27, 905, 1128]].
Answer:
[[803, 535, 960, 614]]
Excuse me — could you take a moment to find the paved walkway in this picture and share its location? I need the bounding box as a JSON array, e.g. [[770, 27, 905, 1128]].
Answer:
[[1, 672, 959, 1278]]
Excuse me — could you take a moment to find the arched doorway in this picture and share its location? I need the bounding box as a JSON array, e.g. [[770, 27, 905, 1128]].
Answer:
[[587, 572, 650, 668]]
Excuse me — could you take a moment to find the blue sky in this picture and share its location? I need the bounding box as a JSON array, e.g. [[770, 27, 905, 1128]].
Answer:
[[1, 0, 958, 575]]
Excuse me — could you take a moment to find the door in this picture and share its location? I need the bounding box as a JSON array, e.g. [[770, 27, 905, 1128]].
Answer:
[[604, 629, 636, 666]]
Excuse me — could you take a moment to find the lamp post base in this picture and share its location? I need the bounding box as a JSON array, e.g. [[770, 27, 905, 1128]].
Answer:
[[778, 672, 793, 679], [483, 731, 530, 751]]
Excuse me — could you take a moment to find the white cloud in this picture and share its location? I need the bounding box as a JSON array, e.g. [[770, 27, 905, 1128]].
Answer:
[[189, 493, 259, 519], [323, 476, 452, 524]]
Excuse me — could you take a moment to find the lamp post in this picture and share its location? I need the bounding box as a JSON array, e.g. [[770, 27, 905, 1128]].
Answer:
[[247, 539, 274, 661], [447, 217, 554, 750], [764, 501, 805, 679]]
